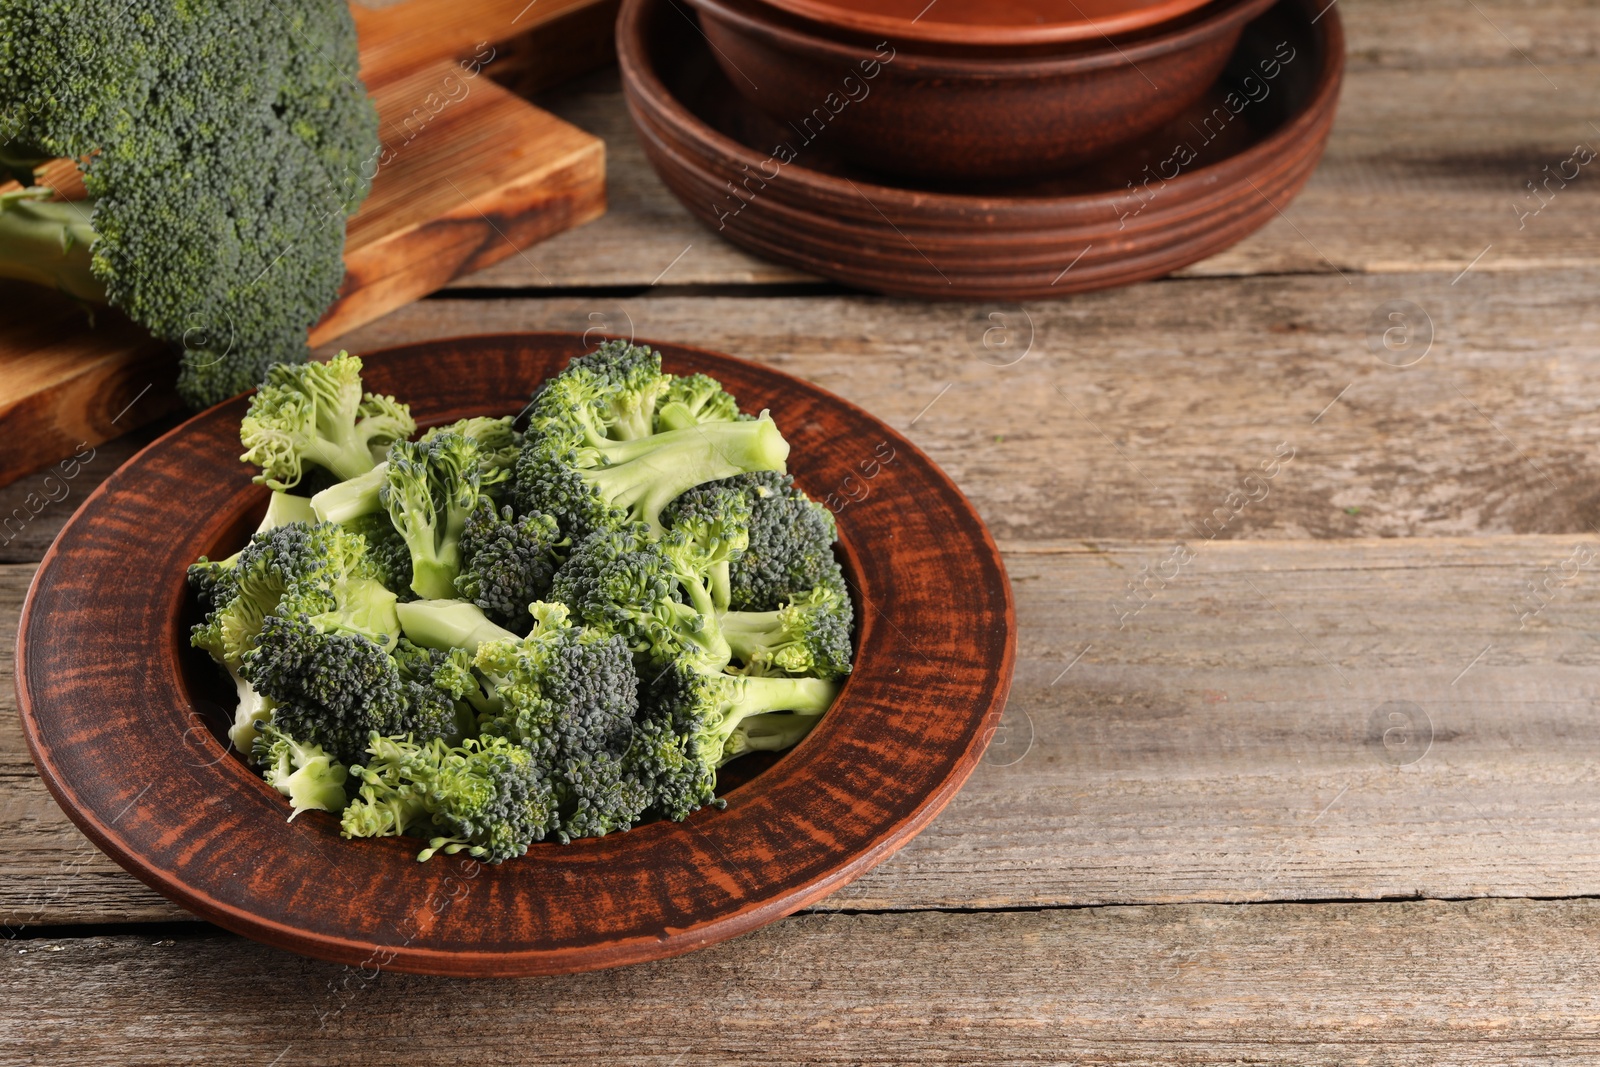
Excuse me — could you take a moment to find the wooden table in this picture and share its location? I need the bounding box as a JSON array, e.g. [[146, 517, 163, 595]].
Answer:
[[6, 0, 1600, 1059]]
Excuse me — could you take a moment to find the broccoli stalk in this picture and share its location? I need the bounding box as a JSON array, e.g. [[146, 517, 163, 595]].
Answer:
[[310, 462, 388, 524], [720, 712, 817, 766], [254, 723, 350, 820], [381, 433, 491, 599], [0, 190, 106, 304], [396, 598, 520, 653]]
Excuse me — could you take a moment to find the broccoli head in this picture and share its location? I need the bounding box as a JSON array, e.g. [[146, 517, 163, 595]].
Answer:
[[240, 353, 415, 490], [341, 733, 557, 863], [654, 373, 742, 433], [527, 340, 673, 445], [0, 0, 380, 407], [455, 502, 565, 633], [720, 584, 854, 680], [474, 603, 648, 840]]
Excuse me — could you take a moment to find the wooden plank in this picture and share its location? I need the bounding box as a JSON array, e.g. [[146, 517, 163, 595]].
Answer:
[[461, 56, 1600, 289], [10, 260, 1600, 556], [336, 271, 1600, 544], [11, 532, 1600, 924], [8, 899, 1600, 1064], [353, 0, 609, 90]]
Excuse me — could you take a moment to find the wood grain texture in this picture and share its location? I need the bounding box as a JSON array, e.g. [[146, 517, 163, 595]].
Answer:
[[464, 34, 1600, 289], [331, 272, 1600, 544], [12, 335, 1012, 971], [9, 899, 1600, 1065], [353, 0, 611, 89], [12, 532, 1600, 925]]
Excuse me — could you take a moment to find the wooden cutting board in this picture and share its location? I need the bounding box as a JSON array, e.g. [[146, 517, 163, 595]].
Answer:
[[0, 0, 614, 490]]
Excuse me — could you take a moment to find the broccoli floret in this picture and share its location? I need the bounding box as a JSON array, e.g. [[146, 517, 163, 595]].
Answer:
[[513, 414, 788, 545], [643, 653, 838, 817], [474, 603, 648, 839], [720, 584, 854, 680], [654, 373, 741, 433], [392, 639, 480, 745], [395, 598, 521, 654], [381, 432, 498, 600], [187, 490, 318, 610], [422, 416, 521, 492], [667, 471, 844, 611], [253, 723, 350, 821], [0, 0, 380, 408], [240, 353, 415, 490], [455, 502, 565, 633], [341, 733, 556, 863], [528, 340, 674, 445], [341, 510, 414, 599], [550, 522, 737, 672]]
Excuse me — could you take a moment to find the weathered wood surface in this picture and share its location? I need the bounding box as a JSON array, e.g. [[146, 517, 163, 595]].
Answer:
[[9, 899, 1600, 1065], [10, 533, 1600, 924], [459, 13, 1600, 290]]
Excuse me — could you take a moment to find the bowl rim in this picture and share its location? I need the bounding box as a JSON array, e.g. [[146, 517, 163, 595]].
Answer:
[[747, 0, 1221, 48], [619, 0, 1345, 219], [15, 332, 1015, 977], [680, 0, 1280, 76]]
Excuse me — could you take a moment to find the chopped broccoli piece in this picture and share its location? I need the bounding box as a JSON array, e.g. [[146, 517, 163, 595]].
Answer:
[[474, 602, 648, 840], [527, 340, 674, 445], [341, 510, 414, 600], [310, 462, 388, 524], [341, 733, 556, 863], [720, 584, 854, 680], [421, 416, 521, 490], [455, 502, 565, 633], [654, 373, 741, 433], [513, 415, 788, 545], [667, 471, 844, 611], [0, 0, 380, 407], [254, 723, 350, 821], [240, 354, 415, 490], [381, 432, 496, 599]]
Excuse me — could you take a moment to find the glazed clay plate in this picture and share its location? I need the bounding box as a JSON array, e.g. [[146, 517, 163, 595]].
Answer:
[[15, 333, 1014, 977]]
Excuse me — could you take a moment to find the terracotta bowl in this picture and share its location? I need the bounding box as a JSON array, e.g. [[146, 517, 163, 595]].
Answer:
[[15, 333, 1015, 977], [751, 0, 1221, 48], [681, 0, 1280, 180], [619, 0, 1343, 298]]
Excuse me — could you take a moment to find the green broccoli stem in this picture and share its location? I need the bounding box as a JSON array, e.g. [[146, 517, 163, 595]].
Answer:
[[590, 418, 790, 534], [0, 190, 108, 305], [718, 609, 787, 665], [719, 712, 817, 766], [396, 598, 519, 653], [718, 673, 837, 723], [311, 462, 387, 524]]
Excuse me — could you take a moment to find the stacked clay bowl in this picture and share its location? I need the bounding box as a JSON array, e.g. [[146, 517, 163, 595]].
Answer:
[[618, 0, 1343, 299], [682, 0, 1283, 181]]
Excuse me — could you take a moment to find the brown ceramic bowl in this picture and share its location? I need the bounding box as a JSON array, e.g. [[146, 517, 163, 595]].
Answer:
[[15, 333, 1014, 977], [681, 0, 1280, 180], [620, 0, 1343, 298], [753, 0, 1219, 48]]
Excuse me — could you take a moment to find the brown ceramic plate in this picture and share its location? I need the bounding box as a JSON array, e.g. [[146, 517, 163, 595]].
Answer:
[[752, 0, 1219, 46], [15, 333, 1014, 977], [620, 0, 1343, 298]]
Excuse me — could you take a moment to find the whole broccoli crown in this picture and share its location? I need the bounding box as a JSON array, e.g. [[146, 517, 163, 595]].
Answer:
[[344, 734, 559, 863], [1, 0, 380, 408], [455, 502, 565, 632], [246, 613, 404, 765], [240, 353, 415, 489], [342, 511, 414, 600]]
